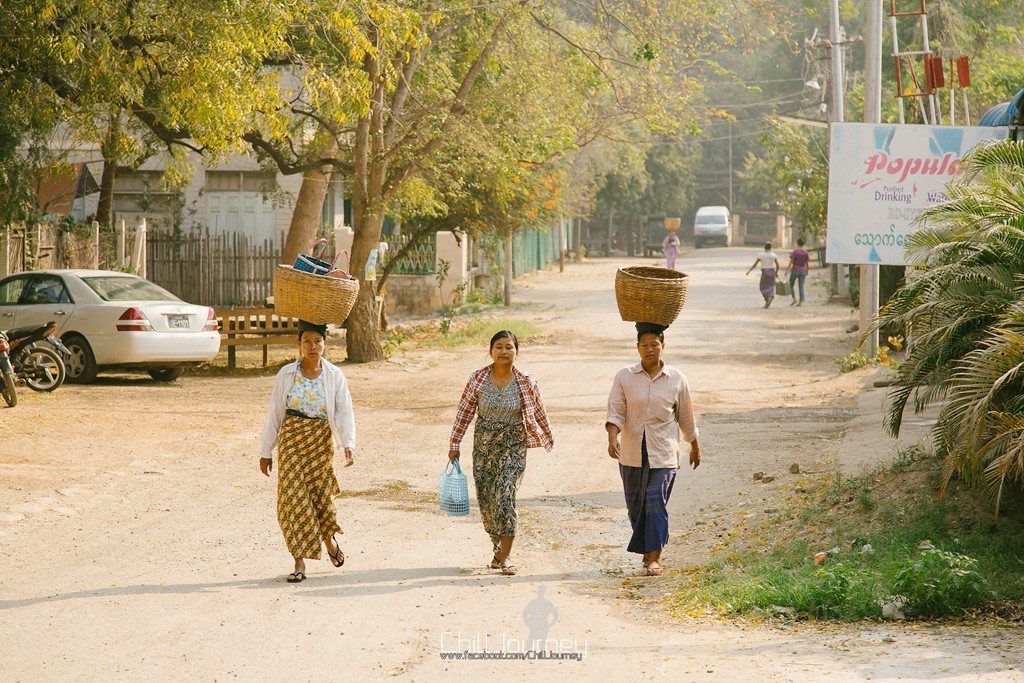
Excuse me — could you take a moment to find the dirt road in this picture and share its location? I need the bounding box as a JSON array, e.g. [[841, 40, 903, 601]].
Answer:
[[1, 248, 1021, 681]]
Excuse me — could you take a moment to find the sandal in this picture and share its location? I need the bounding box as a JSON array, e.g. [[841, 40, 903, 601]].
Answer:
[[645, 563, 663, 577], [501, 563, 518, 576], [489, 554, 501, 569], [287, 571, 306, 583], [327, 534, 345, 568]]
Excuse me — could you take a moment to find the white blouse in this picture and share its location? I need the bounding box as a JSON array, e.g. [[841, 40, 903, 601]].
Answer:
[[757, 251, 779, 269], [261, 359, 356, 460]]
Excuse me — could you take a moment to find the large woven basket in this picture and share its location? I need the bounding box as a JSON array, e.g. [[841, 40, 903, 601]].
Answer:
[[273, 265, 360, 325], [615, 266, 689, 327]]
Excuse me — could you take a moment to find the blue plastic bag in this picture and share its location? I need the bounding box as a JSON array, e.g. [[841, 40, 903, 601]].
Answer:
[[439, 459, 470, 516]]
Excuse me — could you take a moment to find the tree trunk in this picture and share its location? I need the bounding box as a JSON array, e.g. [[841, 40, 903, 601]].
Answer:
[[96, 159, 117, 229], [96, 120, 119, 229], [282, 133, 339, 266], [345, 208, 386, 362]]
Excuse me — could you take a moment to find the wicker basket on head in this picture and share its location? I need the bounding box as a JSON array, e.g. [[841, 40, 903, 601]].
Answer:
[[273, 265, 360, 325], [615, 266, 689, 327]]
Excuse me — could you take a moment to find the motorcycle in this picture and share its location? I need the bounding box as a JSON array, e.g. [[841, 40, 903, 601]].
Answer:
[[0, 330, 15, 407], [4, 321, 72, 393]]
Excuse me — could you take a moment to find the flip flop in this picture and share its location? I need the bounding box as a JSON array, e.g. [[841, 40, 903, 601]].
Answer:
[[645, 564, 663, 577], [501, 563, 518, 576], [489, 554, 501, 569], [287, 571, 306, 583], [327, 534, 345, 568]]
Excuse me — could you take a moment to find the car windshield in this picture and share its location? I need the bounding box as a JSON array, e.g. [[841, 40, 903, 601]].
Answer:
[[696, 215, 727, 225], [82, 276, 181, 302]]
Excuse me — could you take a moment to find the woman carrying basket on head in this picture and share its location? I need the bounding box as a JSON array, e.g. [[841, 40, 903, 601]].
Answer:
[[448, 330, 554, 575], [260, 320, 355, 584], [662, 232, 681, 270]]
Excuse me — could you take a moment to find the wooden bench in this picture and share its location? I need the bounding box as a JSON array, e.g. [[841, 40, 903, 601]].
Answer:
[[215, 307, 300, 370]]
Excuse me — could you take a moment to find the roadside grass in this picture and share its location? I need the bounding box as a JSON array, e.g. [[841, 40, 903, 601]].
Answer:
[[670, 446, 1024, 621], [420, 317, 541, 349]]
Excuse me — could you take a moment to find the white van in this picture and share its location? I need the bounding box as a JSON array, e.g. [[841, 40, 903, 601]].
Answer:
[[694, 206, 732, 248]]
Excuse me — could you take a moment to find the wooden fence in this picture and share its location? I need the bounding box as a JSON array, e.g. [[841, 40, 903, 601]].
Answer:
[[1, 223, 121, 275], [146, 231, 281, 307]]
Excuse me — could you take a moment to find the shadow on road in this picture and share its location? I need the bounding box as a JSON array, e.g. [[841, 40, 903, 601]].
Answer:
[[0, 566, 580, 609]]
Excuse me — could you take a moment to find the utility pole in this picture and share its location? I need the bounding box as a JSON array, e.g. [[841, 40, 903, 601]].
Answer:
[[606, 210, 613, 257], [728, 122, 734, 211], [861, 0, 882, 354], [829, 0, 848, 297], [829, 0, 845, 122]]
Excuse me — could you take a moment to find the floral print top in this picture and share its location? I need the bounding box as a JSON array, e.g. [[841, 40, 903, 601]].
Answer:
[[286, 369, 328, 419], [478, 377, 524, 424]]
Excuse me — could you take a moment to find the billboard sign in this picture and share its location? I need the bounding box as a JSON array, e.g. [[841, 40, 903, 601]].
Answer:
[[826, 123, 1007, 265]]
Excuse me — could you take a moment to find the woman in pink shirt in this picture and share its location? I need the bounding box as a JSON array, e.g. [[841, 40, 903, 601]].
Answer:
[[786, 238, 811, 306]]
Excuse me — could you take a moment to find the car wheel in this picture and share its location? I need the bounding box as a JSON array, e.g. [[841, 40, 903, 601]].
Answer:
[[63, 334, 99, 384], [149, 367, 184, 382]]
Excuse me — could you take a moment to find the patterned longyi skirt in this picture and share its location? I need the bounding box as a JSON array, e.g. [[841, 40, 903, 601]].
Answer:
[[276, 414, 342, 559]]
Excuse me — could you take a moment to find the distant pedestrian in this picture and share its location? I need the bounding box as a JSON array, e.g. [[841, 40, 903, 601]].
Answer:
[[606, 323, 700, 576], [662, 232, 680, 270], [448, 330, 554, 576], [260, 321, 355, 584], [786, 238, 811, 306], [745, 242, 781, 308]]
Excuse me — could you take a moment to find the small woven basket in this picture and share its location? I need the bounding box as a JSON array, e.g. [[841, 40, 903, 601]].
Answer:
[[273, 264, 359, 325], [614, 266, 690, 327]]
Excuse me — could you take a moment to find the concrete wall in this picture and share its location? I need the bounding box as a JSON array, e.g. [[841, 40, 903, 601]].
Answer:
[[385, 275, 443, 316], [334, 228, 471, 317]]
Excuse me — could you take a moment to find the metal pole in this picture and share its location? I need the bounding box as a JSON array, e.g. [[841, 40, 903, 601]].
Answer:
[[117, 219, 126, 269], [888, 11, 906, 124], [2, 226, 9, 278], [920, 15, 937, 125], [861, 0, 882, 354], [503, 236, 512, 307], [92, 220, 100, 269], [561, 218, 569, 274]]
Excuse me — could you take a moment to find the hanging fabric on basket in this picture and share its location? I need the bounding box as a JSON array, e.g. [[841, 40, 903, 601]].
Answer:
[[293, 239, 338, 276]]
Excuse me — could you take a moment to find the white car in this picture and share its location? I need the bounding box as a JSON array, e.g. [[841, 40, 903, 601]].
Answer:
[[0, 269, 220, 383], [694, 205, 733, 248]]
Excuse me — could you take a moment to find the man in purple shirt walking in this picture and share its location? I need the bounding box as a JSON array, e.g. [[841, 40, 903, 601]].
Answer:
[[786, 237, 811, 306]]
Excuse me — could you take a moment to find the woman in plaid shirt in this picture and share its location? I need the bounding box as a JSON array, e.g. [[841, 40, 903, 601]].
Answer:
[[448, 330, 554, 575]]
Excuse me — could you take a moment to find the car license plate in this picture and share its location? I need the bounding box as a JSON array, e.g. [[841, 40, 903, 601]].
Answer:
[[168, 315, 191, 329]]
